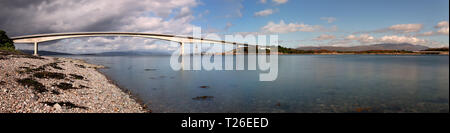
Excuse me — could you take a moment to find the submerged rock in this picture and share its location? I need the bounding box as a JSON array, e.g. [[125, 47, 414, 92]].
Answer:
[[144, 68, 158, 71], [276, 102, 281, 107], [199, 86, 210, 89], [192, 96, 214, 100]]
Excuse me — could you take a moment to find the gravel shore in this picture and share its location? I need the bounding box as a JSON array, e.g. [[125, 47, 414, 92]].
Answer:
[[0, 51, 147, 113]]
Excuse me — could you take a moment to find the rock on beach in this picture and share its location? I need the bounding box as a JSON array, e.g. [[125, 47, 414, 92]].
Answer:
[[0, 51, 147, 113]]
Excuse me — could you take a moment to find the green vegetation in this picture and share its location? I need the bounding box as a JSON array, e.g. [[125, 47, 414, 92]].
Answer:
[[342, 50, 414, 54], [277, 46, 316, 54], [422, 48, 449, 51], [0, 30, 15, 51], [228, 45, 445, 55], [277, 46, 416, 54]]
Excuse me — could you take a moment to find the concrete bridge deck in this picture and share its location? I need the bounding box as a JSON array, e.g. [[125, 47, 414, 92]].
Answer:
[[11, 32, 254, 56]]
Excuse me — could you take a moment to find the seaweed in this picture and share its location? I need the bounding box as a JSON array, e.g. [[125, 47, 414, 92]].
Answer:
[[46, 62, 64, 70], [0, 81, 6, 85], [69, 74, 84, 80], [17, 66, 42, 74], [53, 82, 79, 90], [75, 64, 86, 68], [51, 90, 61, 95], [17, 62, 62, 74], [41, 102, 88, 110], [33, 71, 66, 79], [79, 85, 89, 89], [16, 78, 47, 93]]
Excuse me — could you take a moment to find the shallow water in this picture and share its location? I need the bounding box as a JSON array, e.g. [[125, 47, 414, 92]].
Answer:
[[58, 55, 449, 113]]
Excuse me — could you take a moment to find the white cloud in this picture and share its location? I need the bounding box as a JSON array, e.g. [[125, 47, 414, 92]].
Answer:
[[417, 31, 435, 36], [33, 37, 179, 54], [435, 21, 449, 35], [378, 35, 426, 44], [416, 21, 449, 36], [261, 20, 337, 34], [1, 0, 198, 35], [261, 21, 299, 34], [272, 0, 288, 5], [437, 27, 449, 35], [436, 21, 449, 28], [345, 34, 375, 43], [387, 24, 423, 33], [260, 0, 267, 4], [1, 0, 199, 53], [320, 17, 337, 23], [254, 9, 274, 17], [345, 34, 427, 45], [314, 34, 336, 41]]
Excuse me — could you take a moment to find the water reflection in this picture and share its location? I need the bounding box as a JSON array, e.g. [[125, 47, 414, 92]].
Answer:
[[59, 55, 449, 113]]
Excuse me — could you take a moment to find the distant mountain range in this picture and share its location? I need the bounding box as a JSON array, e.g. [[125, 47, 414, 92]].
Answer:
[[19, 50, 73, 55], [17, 43, 438, 56], [81, 51, 171, 56], [296, 43, 430, 51], [18, 50, 172, 56]]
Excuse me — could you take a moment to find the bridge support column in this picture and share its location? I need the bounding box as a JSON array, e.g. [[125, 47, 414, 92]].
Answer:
[[180, 42, 184, 56], [180, 42, 184, 70], [33, 42, 39, 56]]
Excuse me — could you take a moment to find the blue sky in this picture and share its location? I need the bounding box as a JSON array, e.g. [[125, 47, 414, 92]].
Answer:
[[1, 0, 448, 53], [191, 0, 449, 48]]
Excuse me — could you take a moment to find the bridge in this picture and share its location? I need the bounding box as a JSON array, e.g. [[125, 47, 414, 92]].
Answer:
[[11, 32, 255, 56]]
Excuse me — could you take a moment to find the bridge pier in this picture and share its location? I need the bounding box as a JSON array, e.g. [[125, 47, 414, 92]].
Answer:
[[180, 42, 184, 56], [180, 42, 184, 70], [33, 42, 39, 56]]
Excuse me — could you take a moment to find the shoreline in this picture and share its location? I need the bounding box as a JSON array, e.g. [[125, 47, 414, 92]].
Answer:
[[0, 51, 148, 113], [95, 68, 151, 113], [212, 51, 449, 55]]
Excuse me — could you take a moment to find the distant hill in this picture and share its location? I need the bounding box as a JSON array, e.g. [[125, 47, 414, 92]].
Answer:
[[18, 50, 73, 55], [18, 50, 172, 56], [82, 51, 172, 56], [297, 43, 429, 51]]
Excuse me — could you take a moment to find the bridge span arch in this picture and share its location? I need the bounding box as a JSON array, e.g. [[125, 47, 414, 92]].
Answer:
[[11, 32, 251, 56]]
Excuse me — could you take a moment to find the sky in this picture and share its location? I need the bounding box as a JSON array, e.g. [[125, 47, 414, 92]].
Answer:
[[0, 0, 448, 54]]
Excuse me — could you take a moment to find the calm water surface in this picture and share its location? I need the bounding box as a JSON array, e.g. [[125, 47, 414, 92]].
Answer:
[[59, 55, 449, 113]]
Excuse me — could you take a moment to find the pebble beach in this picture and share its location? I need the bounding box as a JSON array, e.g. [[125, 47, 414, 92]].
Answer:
[[0, 50, 147, 113]]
